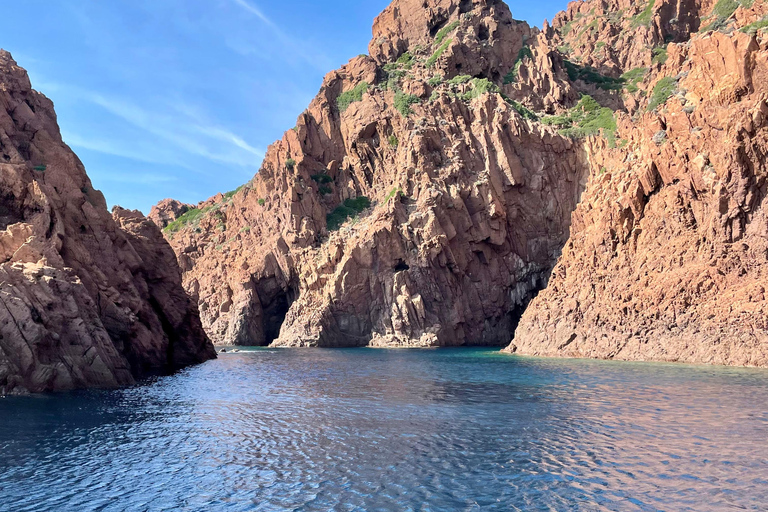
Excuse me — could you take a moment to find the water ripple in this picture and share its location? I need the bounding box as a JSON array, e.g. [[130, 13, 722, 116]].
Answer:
[[1, 349, 767, 511]]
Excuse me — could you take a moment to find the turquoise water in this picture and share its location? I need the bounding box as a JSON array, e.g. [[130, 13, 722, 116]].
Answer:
[[1, 348, 767, 511]]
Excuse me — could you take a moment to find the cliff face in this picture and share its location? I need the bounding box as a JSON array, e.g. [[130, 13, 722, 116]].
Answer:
[[511, 2, 768, 366], [164, 0, 588, 348], [0, 52, 215, 395], [160, 0, 768, 365]]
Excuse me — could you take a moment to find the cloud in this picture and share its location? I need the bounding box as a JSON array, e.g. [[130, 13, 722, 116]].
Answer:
[[230, 0, 274, 27], [227, 0, 332, 72], [78, 91, 264, 171]]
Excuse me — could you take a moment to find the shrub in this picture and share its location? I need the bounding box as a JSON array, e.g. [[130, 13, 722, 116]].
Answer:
[[426, 39, 452, 68], [504, 45, 534, 84], [427, 75, 443, 87], [447, 74, 472, 86], [652, 46, 668, 65], [285, 158, 296, 170], [240, 225, 251, 233], [741, 15, 768, 35], [631, 0, 655, 28], [326, 196, 371, 231], [33, 165, 47, 172], [647, 76, 677, 111], [258, 199, 266, 206], [337, 82, 369, 112], [434, 21, 460, 45], [311, 173, 333, 184], [463, 78, 499, 101], [396, 52, 413, 68], [319, 185, 332, 195], [621, 67, 648, 93], [563, 61, 624, 90], [542, 95, 617, 145], [394, 91, 420, 116], [388, 135, 399, 147], [223, 185, 244, 200]]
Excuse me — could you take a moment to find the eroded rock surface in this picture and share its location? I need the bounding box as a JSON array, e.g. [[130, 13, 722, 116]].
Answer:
[[0, 52, 215, 394], [160, 0, 768, 365]]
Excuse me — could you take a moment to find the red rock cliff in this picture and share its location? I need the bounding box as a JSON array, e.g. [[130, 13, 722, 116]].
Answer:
[[160, 0, 768, 365], [0, 51, 215, 394]]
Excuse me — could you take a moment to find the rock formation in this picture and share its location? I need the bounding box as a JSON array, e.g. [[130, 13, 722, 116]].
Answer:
[[148, 198, 193, 229], [158, 0, 768, 365], [0, 51, 216, 395], [510, 1, 768, 367]]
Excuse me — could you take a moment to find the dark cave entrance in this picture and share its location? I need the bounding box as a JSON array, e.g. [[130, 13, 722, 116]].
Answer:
[[260, 288, 295, 345]]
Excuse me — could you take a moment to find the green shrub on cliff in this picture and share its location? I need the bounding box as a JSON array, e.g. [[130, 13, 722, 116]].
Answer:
[[326, 196, 371, 231], [434, 21, 459, 45], [503, 45, 533, 84], [542, 95, 617, 146], [164, 206, 215, 235], [462, 78, 499, 101], [394, 91, 420, 116], [647, 76, 677, 111], [426, 39, 452, 68], [631, 0, 655, 28], [621, 67, 648, 93], [337, 82, 369, 113]]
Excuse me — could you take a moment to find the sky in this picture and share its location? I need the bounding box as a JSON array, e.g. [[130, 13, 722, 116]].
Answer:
[[2, 0, 569, 214]]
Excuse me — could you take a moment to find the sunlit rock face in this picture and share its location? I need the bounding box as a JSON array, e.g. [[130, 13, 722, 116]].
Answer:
[[0, 51, 215, 395], [159, 0, 768, 366]]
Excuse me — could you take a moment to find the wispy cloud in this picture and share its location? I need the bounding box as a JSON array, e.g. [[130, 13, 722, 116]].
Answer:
[[46, 79, 265, 175], [230, 0, 275, 27], [227, 0, 332, 72]]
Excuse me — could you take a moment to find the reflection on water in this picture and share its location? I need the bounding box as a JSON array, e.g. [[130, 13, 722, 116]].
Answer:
[[1, 348, 767, 511]]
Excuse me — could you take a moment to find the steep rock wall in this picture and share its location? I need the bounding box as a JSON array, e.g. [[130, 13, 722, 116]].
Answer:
[[0, 52, 215, 394]]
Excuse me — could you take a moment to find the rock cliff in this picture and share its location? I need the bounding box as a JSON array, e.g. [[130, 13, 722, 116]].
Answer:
[[0, 52, 216, 395], [159, 0, 768, 365], [510, 0, 768, 367]]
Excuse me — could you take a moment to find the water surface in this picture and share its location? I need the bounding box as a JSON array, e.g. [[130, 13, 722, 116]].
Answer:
[[1, 348, 767, 511]]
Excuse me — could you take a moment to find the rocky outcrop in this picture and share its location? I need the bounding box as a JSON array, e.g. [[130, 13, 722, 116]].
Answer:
[[0, 51, 215, 395], [160, 0, 768, 366], [510, 27, 768, 366], [148, 199, 193, 229], [163, 0, 589, 348]]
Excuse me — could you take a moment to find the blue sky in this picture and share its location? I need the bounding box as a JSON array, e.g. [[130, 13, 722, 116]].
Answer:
[[2, 0, 568, 214]]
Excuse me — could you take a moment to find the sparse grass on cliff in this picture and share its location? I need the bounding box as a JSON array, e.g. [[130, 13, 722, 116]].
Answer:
[[428, 75, 443, 87], [164, 206, 215, 235], [542, 95, 617, 146], [631, 0, 655, 28], [462, 78, 499, 101], [224, 185, 244, 201], [703, 0, 752, 31], [426, 39, 452, 68], [564, 61, 624, 91], [621, 67, 648, 93], [647, 76, 677, 111], [337, 82, 369, 113], [434, 21, 460, 46], [504, 45, 533, 84], [385, 187, 404, 202], [388, 135, 399, 147], [326, 197, 371, 231], [394, 91, 420, 116], [741, 16, 768, 35], [652, 46, 668, 65]]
